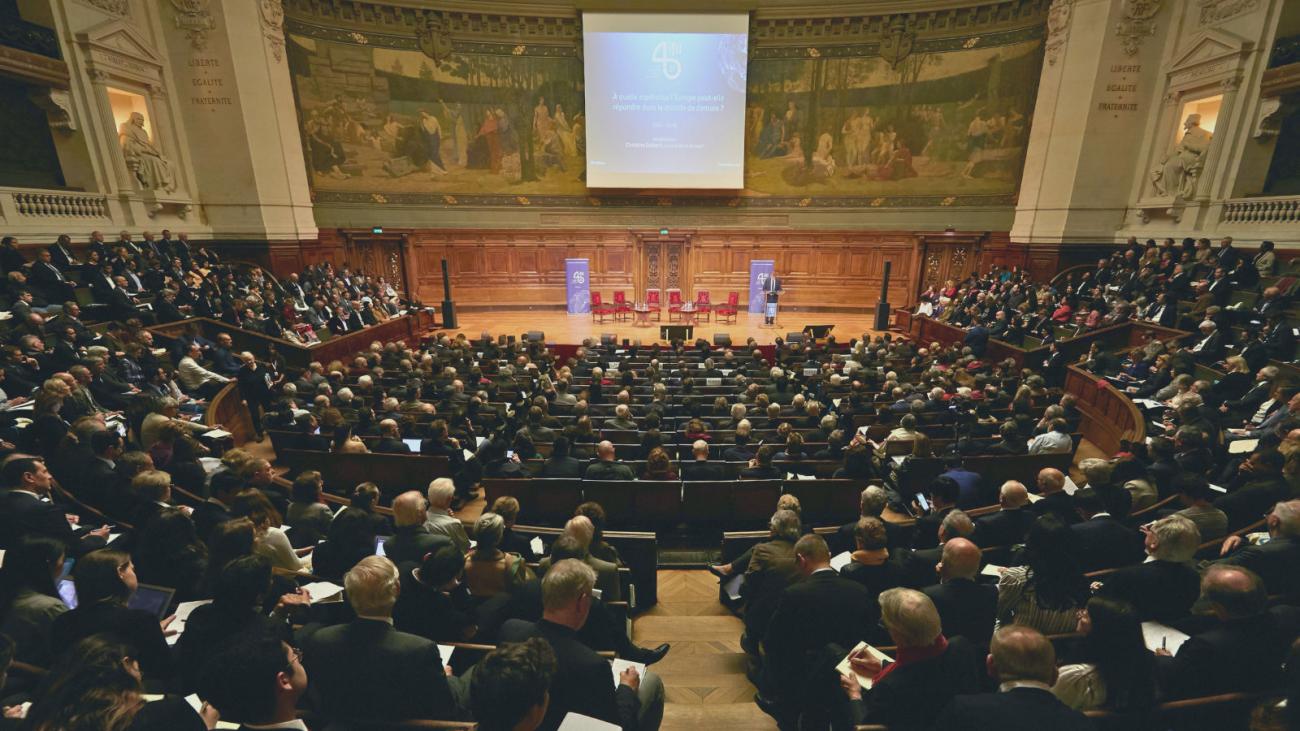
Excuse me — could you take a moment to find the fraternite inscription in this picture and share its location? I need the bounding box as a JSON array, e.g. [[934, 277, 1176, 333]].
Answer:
[[187, 56, 232, 108]]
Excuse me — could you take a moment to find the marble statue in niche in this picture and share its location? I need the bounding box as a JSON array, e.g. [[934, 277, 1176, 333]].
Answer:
[[1151, 113, 1212, 198], [120, 111, 177, 192]]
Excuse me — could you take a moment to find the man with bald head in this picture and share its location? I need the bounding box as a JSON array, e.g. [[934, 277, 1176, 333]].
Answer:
[[681, 439, 725, 481], [973, 480, 1035, 547], [1029, 467, 1078, 525], [373, 418, 412, 453], [923, 537, 996, 647], [383, 490, 451, 565], [583, 440, 634, 481], [934, 625, 1091, 730], [1157, 565, 1296, 699]]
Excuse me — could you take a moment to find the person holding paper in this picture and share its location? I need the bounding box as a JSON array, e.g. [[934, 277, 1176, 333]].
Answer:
[[837, 588, 983, 730], [757, 535, 873, 730], [296, 556, 470, 722], [1050, 597, 1155, 711], [497, 559, 664, 731], [1094, 514, 1202, 623], [1155, 565, 1293, 700], [1214, 499, 1300, 597]]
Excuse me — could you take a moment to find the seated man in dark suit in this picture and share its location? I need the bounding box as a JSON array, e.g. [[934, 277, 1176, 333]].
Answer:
[[1096, 513, 1202, 623], [973, 480, 1035, 548], [759, 534, 873, 729], [1068, 487, 1144, 572], [934, 625, 1092, 730], [293, 412, 332, 451], [469, 637, 557, 731], [372, 418, 412, 454], [583, 440, 635, 481], [1157, 564, 1297, 699], [923, 537, 997, 648], [839, 588, 984, 729], [0, 456, 109, 555], [197, 636, 308, 731], [722, 420, 757, 462], [498, 558, 664, 731], [833, 485, 910, 554], [382, 490, 452, 566], [740, 444, 784, 480], [681, 439, 726, 481], [539, 436, 586, 478], [297, 555, 470, 722], [1214, 498, 1300, 597], [1030, 467, 1078, 526]]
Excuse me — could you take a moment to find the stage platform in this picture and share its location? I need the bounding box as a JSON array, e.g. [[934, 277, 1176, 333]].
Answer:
[[433, 309, 889, 346]]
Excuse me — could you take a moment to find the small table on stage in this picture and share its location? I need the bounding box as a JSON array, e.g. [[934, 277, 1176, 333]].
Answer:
[[632, 303, 653, 327], [678, 302, 698, 326]]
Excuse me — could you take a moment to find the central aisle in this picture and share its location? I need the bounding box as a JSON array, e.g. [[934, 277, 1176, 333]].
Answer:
[[632, 570, 779, 731]]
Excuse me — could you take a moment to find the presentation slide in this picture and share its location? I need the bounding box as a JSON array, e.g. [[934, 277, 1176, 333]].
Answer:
[[583, 13, 748, 189]]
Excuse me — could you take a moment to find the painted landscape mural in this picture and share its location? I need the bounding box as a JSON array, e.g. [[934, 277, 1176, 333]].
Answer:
[[287, 18, 1043, 206]]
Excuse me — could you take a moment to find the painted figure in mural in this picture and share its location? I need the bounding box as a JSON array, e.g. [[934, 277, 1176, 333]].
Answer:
[[538, 128, 566, 174], [961, 109, 991, 179], [755, 112, 784, 159], [468, 108, 502, 173], [440, 101, 468, 168], [305, 113, 348, 179], [120, 112, 177, 192], [533, 96, 553, 149], [1151, 113, 1213, 199], [782, 100, 800, 143], [810, 132, 836, 179], [554, 103, 576, 156], [418, 109, 447, 175]]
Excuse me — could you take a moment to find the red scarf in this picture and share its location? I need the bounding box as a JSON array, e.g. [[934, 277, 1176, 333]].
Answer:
[[872, 634, 949, 685]]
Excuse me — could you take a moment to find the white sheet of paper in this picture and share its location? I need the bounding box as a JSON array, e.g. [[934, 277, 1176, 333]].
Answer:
[[1063, 476, 1079, 496], [1133, 399, 1166, 410], [438, 644, 456, 664], [302, 581, 345, 603], [829, 551, 852, 572], [558, 712, 620, 731], [530, 536, 545, 555], [463, 449, 475, 461], [107, 532, 122, 544], [1228, 439, 1260, 454], [832, 398, 842, 408], [1026, 492, 1043, 503], [183, 694, 237, 729], [203, 429, 233, 439], [199, 457, 223, 474], [981, 564, 1006, 577], [166, 599, 213, 645], [1141, 621, 1189, 655], [611, 658, 647, 688], [835, 641, 894, 689], [1208, 483, 1228, 494]]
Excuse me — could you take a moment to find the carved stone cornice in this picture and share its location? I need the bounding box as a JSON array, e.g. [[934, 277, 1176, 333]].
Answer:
[[260, 0, 286, 62], [0, 44, 70, 88], [77, 0, 130, 16], [170, 0, 217, 51]]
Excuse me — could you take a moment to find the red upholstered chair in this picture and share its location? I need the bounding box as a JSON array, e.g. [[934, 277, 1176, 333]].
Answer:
[[694, 290, 712, 323], [612, 291, 632, 321], [590, 292, 614, 323], [715, 291, 739, 323], [667, 289, 684, 322], [644, 289, 662, 321]]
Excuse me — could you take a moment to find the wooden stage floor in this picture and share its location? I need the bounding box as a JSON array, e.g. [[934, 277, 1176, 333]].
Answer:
[[434, 309, 887, 346]]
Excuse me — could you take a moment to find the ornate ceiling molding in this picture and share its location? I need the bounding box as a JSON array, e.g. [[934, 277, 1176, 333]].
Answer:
[[77, 0, 130, 17], [1197, 0, 1259, 27]]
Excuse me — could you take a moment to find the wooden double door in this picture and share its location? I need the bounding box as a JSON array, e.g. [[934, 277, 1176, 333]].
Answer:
[[633, 232, 691, 299], [340, 231, 412, 299]]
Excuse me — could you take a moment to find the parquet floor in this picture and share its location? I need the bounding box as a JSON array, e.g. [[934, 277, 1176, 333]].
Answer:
[[634, 570, 779, 731]]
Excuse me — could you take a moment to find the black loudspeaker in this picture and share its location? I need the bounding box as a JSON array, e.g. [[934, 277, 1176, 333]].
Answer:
[[874, 260, 892, 331], [713, 333, 731, 347], [526, 331, 545, 343], [601, 333, 617, 346], [440, 259, 457, 329], [785, 332, 806, 344]]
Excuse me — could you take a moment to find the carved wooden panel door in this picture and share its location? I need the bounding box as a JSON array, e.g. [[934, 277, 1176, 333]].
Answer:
[[345, 234, 410, 299], [634, 233, 691, 300], [917, 234, 984, 298]]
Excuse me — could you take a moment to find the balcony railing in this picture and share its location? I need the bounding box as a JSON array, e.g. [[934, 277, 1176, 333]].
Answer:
[[9, 190, 109, 219], [1220, 195, 1300, 225]]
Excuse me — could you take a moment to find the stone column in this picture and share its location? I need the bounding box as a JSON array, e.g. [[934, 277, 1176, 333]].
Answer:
[[158, 0, 316, 242], [1013, 0, 1172, 244]]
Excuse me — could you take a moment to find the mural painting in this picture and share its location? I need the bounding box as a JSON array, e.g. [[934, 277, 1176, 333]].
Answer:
[[744, 31, 1043, 199], [289, 30, 586, 197]]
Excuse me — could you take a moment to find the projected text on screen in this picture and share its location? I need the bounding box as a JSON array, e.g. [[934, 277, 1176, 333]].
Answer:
[[583, 13, 749, 189]]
